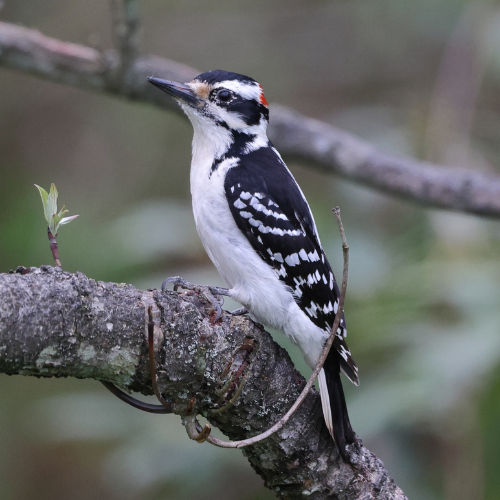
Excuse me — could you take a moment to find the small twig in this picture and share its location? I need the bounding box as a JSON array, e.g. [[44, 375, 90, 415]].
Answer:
[[47, 228, 61, 267], [147, 305, 172, 409], [35, 183, 79, 267], [110, 0, 140, 75], [184, 207, 349, 448], [100, 303, 172, 414]]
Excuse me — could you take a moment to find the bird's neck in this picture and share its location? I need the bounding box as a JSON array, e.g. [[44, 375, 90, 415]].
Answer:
[[190, 119, 269, 180]]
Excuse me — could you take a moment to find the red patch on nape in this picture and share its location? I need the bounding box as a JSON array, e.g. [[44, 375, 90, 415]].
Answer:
[[258, 84, 269, 107]]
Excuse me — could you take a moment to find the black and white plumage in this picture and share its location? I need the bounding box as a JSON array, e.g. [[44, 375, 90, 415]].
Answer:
[[149, 70, 359, 456]]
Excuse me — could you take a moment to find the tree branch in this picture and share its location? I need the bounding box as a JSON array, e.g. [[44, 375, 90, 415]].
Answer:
[[0, 266, 406, 499], [0, 20, 499, 218]]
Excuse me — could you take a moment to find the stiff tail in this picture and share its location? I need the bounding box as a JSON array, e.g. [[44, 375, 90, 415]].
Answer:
[[318, 357, 356, 459]]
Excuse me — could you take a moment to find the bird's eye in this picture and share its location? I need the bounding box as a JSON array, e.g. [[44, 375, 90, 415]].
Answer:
[[216, 89, 233, 102]]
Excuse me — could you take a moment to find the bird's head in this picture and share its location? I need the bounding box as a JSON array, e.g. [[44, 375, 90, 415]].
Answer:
[[148, 70, 269, 137]]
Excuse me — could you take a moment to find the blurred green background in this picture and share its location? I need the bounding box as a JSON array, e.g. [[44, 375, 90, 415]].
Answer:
[[1, 1, 500, 499]]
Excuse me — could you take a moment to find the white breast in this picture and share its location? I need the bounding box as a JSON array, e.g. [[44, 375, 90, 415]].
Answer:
[[187, 118, 327, 368], [188, 130, 292, 331]]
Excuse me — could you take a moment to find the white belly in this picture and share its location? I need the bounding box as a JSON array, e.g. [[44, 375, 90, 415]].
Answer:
[[190, 160, 327, 367], [191, 167, 290, 329]]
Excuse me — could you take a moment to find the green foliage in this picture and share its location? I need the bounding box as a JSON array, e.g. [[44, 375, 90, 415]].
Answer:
[[34, 183, 79, 235]]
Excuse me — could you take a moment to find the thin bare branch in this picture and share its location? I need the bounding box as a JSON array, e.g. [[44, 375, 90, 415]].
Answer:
[[424, 3, 490, 165], [110, 0, 140, 76], [0, 21, 499, 217], [147, 304, 173, 410]]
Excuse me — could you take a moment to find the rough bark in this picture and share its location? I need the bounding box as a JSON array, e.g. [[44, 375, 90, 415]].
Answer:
[[0, 266, 407, 499], [0, 20, 499, 218]]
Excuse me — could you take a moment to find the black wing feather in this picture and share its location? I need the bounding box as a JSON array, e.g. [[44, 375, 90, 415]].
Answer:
[[224, 147, 358, 384]]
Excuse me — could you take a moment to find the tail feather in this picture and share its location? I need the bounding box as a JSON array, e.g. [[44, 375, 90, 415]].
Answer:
[[318, 355, 356, 459], [336, 337, 360, 386], [317, 369, 334, 436]]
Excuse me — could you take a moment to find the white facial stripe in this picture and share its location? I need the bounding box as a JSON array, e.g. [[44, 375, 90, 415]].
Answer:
[[213, 80, 261, 101], [207, 104, 247, 130]]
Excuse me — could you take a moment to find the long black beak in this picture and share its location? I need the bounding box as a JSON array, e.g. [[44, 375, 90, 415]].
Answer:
[[148, 76, 202, 107]]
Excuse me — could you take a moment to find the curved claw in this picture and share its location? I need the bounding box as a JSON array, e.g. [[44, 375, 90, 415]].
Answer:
[[206, 287, 231, 322], [161, 275, 196, 292], [231, 307, 248, 316], [211, 299, 223, 323], [208, 286, 230, 296], [162, 276, 228, 323]]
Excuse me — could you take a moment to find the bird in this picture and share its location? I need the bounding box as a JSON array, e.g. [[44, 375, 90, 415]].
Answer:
[[148, 70, 359, 457]]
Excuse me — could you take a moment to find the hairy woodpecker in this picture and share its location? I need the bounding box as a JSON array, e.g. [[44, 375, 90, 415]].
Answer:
[[148, 70, 359, 455]]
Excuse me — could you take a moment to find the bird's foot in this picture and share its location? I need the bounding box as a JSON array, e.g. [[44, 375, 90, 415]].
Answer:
[[161, 276, 197, 292], [231, 306, 248, 316], [162, 276, 229, 323], [207, 285, 231, 297]]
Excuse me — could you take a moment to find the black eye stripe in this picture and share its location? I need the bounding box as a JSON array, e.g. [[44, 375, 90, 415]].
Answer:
[[227, 101, 262, 125], [205, 87, 269, 125]]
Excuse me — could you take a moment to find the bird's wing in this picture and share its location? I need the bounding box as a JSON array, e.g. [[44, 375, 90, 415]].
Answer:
[[224, 147, 358, 384]]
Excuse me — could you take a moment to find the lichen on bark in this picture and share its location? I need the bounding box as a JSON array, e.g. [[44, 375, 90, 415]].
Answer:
[[0, 266, 406, 499]]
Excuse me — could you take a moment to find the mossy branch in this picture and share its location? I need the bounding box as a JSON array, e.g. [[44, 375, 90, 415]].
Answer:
[[0, 266, 406, 499]]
